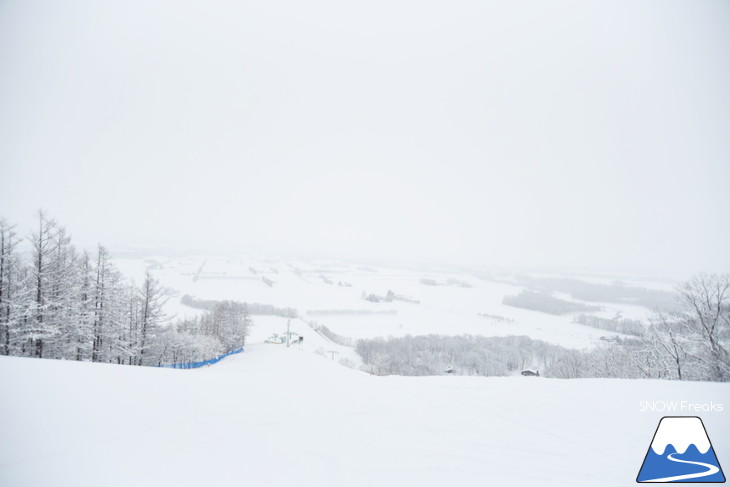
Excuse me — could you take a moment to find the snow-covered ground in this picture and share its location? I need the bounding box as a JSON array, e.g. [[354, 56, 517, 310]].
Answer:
[[1, 317, 728, 487], [2, 253, 707, 486], [113, 254, 664, 349]]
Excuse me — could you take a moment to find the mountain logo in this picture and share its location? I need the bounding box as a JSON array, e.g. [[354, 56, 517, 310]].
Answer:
[[637, 416, 725, 483]]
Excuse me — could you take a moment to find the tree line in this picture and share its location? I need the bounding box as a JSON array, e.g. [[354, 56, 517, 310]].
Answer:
[[545, 274, 729, 382], [502, 290, 600, 315], [572, 313, 644, 336], [0, 212, 250, 366], [181, 294, 297, 318], [356, 334, 566, 376], [356, 274, 729, 382]]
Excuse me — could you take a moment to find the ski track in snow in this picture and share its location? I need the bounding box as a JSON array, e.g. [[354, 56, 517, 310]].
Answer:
[[641, 453, 720, 482]]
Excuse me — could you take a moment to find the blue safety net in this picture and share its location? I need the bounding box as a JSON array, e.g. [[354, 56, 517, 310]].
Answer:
[[158, 347, 244, 369]]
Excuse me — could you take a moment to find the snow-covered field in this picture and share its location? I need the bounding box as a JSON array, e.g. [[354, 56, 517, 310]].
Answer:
[[113, 254, 664, 349], [1, 320, 728, 487]]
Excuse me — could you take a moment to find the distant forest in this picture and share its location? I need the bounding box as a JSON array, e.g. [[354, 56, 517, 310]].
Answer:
[[181, 294, 297, 318], [573, 313, 644, 337], [533, 277, 678, 310], [475, 271, 679, 311], [357, 334, 566, 376], [502, 290, 601, 315]]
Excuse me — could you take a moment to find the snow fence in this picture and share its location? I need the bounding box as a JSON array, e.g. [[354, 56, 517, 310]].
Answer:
[[159, 347, 244, 369]]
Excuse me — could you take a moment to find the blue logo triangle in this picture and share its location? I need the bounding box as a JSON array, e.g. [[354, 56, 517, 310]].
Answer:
[[637, 416, 725, 483]]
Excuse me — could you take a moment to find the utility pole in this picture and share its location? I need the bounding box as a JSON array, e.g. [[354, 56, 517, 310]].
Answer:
[[286, 319, 291, 348]]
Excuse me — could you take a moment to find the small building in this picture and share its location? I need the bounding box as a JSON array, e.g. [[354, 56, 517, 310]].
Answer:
[[521, 369, 539, 377]]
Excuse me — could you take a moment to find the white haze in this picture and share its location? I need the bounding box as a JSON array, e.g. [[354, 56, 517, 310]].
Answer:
[[0, 0, 728, 273]]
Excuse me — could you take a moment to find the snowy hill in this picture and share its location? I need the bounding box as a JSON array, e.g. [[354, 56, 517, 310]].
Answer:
[[1, 327, 727, 486]]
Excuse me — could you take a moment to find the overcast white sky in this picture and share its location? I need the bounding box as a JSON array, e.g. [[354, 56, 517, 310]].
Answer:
[[0, 0, 728, 273]]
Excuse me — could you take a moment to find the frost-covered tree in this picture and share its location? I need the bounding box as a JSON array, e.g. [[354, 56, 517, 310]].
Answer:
[[675, 274, 729, 381], [1, 212, 251, 368], [211, 302, 251, 351], [137, 271, 166, 366], [44, 225, 82, 360], [0, 219, 19, 355], [91, 246, 111, 362], [643, 313, 688, 380], [28, 210, 59, 358], [632, 274, 730, 382], [124, 282, 141, 365], [72, 251, 95, 361]]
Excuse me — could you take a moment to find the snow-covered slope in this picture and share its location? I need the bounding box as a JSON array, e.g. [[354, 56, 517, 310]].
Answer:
[[1, 339, 727, 486]]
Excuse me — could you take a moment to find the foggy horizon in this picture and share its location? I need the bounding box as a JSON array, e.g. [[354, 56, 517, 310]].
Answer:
[[0, 213, 710, 281], [2, 0, 729, 275]]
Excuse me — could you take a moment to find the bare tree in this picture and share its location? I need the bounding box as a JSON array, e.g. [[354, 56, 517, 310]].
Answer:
[[675, 274, 730, 381], [29, 210, 58, 358], [645, 313, 688, 380], [0, 219, 18, 355], [92, 246, 110, 362], [138, 271, 166, 366], [75, 250, 94, 361]]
